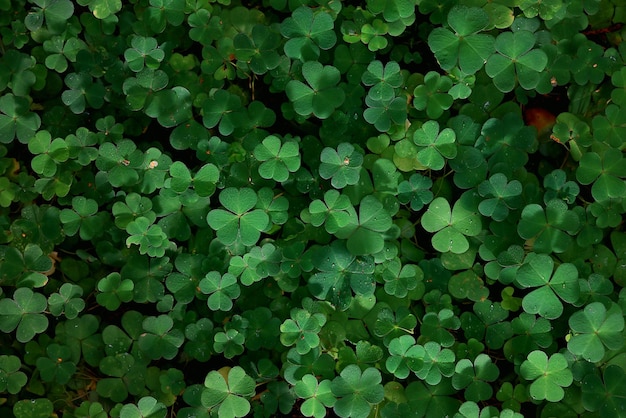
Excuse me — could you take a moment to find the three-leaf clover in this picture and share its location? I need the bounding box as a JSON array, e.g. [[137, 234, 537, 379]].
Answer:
[[97, 272, 134, 311], [0, 355, 28, 394], [280, 308, 327, 355], [281, 6, 337, 61], [253, 135, 301, 182], [361, 60, 403, 101], [294, 375, 336, 418], [198, 272, 241, 312], [138, 315, 185, 360], [335, 195, 393, 255], [520, 351, 572, 402], [428, 6, 495, 74], [201, 366, 256, 418], [286, 61, 346, 119], [576, 148, 626, 202], [206, 188, 270, 246], [0, 288, 49, 343], [517, 199, 580, 254], [421, 193, 481, 254], [124, 36, 164, 72], [485, 31, 548, 92], [582, 365, 626, 416], [567, 302, 625, 362], [516, 253, 580, 320], [452, 354, 499, 402], [413, 71, 454, 119], [413, 120, 457, 170], [319, 143, 363, 189], [477, 173, 523, 221], [331, 365, 384, 418]]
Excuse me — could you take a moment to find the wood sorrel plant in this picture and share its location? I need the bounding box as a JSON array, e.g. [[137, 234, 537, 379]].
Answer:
[[0, 0, 625, 417]]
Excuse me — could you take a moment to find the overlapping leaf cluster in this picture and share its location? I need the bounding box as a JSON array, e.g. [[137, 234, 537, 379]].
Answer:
[[1, 0, 626, 417]]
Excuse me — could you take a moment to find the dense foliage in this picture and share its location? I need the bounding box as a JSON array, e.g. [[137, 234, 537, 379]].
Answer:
[[1, 0, 626, 417]]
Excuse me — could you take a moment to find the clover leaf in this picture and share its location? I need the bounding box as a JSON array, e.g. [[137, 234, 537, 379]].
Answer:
[[59, 196, 103, 240], [477, 173, 523, 221], [124, 36, 165, 72], [421, 193, 481, 254], [363, 94, 407, 132], [412, 120, 457, 170], [452, 354, 499, 402], [385, 335, 424, 379], [331, 365, 384, 418], [233, 25, 281, 75], [125, 216, 170, 257], [582, 365, 626, 416], [319, 143, 363, 189], [361, 60, 403, 102], [414, 341, 456, 385], [280, 308, 327, 355], [485, 31, 548, 92], [567, 302, 625, 363], [12, 398, 54, 418], [428, 6, 495, 74], [294, 374, 336, 418], [420, 308, 460, 347], [28, 130, 69, 177], [25, 0, 74, 32], [213, 328, 246, 359], [397, 173, 433, 211], [281, 6, 337, 61], [413, 71, 454, 119], [286, 61, 345, 119], [520, 351, 572, 402], [516, 253, 580, 319], [0, 94, 41, 144], [0, 288, 48, 343], [62, 72, 105, 114], [201, 366, 256, 418], [576, 148, 626, 202], [334, 194, 393, 255], [382, 259, 423, 298], [254, 135, 301, 182], [77, 0, 122, 19], [36, 343, 76, 385], [47, 283, 84, 319], [308, 241, 375, 309], [517, 199, 580, 253], [0, 355, 28, 394], [206, 188, 270, 247], [97, 272, 134, 311], [198, 271, 241, 312], [119, 396, 166, 418], [138, 315, 184, 360]]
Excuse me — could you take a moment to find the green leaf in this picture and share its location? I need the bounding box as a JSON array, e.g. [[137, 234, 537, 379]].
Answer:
[[280, 308, 327, 355], [452, 353, 499, 401], [207, 188, 270, 246], [335, 195, 393, 255], [520, 351, 572, 402], [413, 71, 454, 119], [124, 36, 165, 72], [281, 6, 337, 61], [13, 398, 54, 418], [254, 135, 301, 182], [413, 120, 457, 170], [477, 173, 523, 221], [331, 365, 384, 418], [0, 288, 49, 343], [582, 365, 626, 415], [294, 375, 336, 418], [319, 143, 363, 189], [386, 335, 424, 379], [286, 61, 345, 119], [97, 272, 134, 311], [517, 199, 580, 253], [0, 94, 41, 144], [485, 31, 548, 92], [516, 254, 580, 319], [201, 366, 256, 417], [421, 193, 481, 254], [0, 355, 28, 394], [362, 60, 403, 102], [397, 173, 433, 211], [119, 396, 167, 418], [428, 6, 495, 74], [568, 302, 625, 362], [138, 315, 185, 360], [199, 271, 241, 312], [576, 148, 626, 202]]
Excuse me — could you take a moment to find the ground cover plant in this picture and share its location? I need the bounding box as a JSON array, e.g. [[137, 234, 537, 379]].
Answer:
[[1, 0, 626, 417]]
